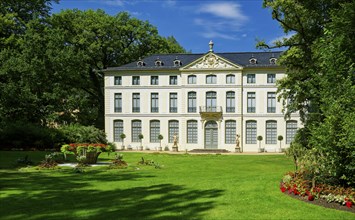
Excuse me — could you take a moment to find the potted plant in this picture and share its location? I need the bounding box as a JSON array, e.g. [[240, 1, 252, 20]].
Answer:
[[257, 135, 264, 152], [277, 135, 283, 152], [120, 133, 126, 150], [138, 134, 144, 151], [158, 134, 163, 151]]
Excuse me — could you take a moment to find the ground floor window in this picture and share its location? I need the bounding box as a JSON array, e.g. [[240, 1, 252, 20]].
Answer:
[[131, 120, 141, 142], [113, 120, 123, 142], [225, 120, 236, 144], [168, 120, 179, 143], [150, 120, 160, 143], [246, 120, 257, 144], [286, 120, 297, 144], [265, 120, 277, 144], [187, 120, 198, 143]]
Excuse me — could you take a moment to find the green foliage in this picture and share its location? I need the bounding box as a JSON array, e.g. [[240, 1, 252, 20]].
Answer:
[[260, 0, 355, 187], [58, 124, 107, 144], [16, 155, 33, 166], [0, 121, 63, 150], [257, 135, 263, 141]]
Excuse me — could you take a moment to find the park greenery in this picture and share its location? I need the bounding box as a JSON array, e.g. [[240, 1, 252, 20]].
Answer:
[[258, 0, 355, 187], [0, 0, 186, 133], [1, 151, 354, 219]]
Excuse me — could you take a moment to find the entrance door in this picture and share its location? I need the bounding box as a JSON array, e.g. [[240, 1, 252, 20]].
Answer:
[[205, 121, 218, 149]]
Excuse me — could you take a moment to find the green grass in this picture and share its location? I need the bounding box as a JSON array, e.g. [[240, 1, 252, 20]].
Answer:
[[0, 151, 354, 219]]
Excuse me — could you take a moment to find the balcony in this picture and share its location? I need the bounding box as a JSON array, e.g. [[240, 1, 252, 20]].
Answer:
[[199, 106, 223, 120]]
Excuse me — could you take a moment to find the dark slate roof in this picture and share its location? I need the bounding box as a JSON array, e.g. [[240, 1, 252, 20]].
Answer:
[[105, 51, 283, 71]]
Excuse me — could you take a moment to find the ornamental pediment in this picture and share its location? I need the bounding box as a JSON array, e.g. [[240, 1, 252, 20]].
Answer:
[[182, 53, 241, 70]]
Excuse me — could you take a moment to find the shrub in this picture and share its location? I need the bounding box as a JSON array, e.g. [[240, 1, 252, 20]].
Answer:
[[109, 153, 128, 169], [58, 124, 107, 144], [39, 153, 60, 168]]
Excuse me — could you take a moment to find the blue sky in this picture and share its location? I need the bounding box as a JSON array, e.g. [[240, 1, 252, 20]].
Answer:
[[51, 0, 287, 53]]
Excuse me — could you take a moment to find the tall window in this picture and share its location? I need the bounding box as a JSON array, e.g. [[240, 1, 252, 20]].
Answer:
[[114, 93, 122, 112], [206, 75, 217, 84], [113, 120, 123, 142], [246, 120, 257, 144], [151, 76, 159, 85], [132, 93, 140, 112], [150, 120, 160, 143], [267, 74, 276, 83], [187, 120, 198, 143], [267, 92, 276, 113], [169, 93, 178, 113], [226, 91, 235, 112], [188, 92, 196, 112], [247, 74, 255, 83], [188, 75, 196, 84], [206, 91, 217, 111], [266, 121, 277, 144], [132, 76, 140, 85], [168, 120, 179, 143], [151, 93, 159, 112], [247, 92, 256, 113], [114, 76, 122, 85], [131, 120, 141, 142], [225, 120, 236, 144], [286, 121, 298, 144], [226, 74, 235, 84], [170, 76, 178, 85]]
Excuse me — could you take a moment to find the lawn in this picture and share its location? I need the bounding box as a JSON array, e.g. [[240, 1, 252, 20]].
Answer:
[[0, 151, 354, 220]]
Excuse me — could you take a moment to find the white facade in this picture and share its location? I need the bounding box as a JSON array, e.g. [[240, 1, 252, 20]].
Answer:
[[104, 50, 300, 152]]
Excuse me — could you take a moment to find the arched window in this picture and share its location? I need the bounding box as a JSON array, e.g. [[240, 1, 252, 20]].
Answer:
[[226, 74, 235, 84], [266, 120, 277, 144], [206, 75, 217, 84], [168, 120, 179, 143], [131, 120, 142, 142], [188, 75, 196, 84], [113, 120, 123, 142], [226, 91, 235, 112], [286, 121, 298, 144], [187, 120, 198, 143], [225, 120, 236, 144], [188, 92, 196, 112], [150, 120, 160, 143], [246, 120, 257, 144]]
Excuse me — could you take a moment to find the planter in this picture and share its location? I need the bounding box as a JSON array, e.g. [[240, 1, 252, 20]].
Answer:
[[121, 145, 125, 150], [258, 148, 265, 153], [84, 152, 101, 164], [172, 146, 178, 152], [158, 147, 163, 151], [139, 146, 143, 151]]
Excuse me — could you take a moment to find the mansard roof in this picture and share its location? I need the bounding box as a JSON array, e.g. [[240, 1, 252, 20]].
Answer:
[[105, 51, 282, 71]]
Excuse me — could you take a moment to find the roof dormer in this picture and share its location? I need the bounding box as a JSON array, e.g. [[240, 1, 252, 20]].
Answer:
[[269, 57, 277, 65], [155, 57, 163, 66], [174, 57, 181, 67], [249, 56, 257, 65], [137, 58, 145, 67]]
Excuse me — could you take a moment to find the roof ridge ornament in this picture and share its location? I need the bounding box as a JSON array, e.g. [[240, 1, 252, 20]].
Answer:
[[209, 40, 214, 52]]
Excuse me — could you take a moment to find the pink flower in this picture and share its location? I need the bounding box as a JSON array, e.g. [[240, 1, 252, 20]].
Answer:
[[346, 201, 352, 208]]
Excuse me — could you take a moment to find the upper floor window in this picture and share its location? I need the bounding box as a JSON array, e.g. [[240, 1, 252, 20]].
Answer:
[[206, 75, 217, 84], [132, 93, 140, 112], [247, 74, 255, 84], [151, 93, 159, 113], [169, 93, 178, 113], [174, 59, 181, 67], [188, 75, 196, 84], [170, 76, 178, 85], [247, 92, 256, 113], [114, 93, 122, 113], [132, 76, 140, 85], [226, 91, 235, 113], [151, 76, 159, 85], [267, 74, 276, 84], [188, 92, 196, 113], [267, 92, 276, 113], [114, 76, 122, 85], [226, 74, 235, 84]]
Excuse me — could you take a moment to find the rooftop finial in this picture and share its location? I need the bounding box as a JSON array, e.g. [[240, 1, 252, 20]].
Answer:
[[209, 40, 214, 52]]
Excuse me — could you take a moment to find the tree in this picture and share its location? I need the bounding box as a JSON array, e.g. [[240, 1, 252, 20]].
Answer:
[[277, 135, 283, 150], [259, 0, 355, 186], [158, 134, 164, 148], [257, 135, 263, 152]]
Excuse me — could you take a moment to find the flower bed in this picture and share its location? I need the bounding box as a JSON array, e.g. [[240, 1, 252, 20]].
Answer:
[[61, 143, 114, 164], [280, 171, 355, 212]]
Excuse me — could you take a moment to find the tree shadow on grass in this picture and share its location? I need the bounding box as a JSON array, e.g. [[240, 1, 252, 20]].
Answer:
[[0, 169, 224, 220]]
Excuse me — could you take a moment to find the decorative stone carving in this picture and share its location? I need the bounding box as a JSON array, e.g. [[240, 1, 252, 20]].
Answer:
[[188, 53, 235, 69]]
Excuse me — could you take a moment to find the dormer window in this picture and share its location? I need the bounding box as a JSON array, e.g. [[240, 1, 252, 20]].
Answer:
[[249, 57, 257, 65], [269, 58, 277, 65], [155, 58, 163, 66], [137, 59, 145, 67], [174, 59, 181, 67]]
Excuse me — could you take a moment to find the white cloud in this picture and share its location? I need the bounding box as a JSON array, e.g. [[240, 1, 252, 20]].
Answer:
[[195, 2, 248, 40], [198, 2, 248, 21], [269, 32, 296, 45], [163, 0, 176, 8]]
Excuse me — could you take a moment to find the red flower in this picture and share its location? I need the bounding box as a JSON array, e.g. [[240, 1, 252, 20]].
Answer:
[[346, 201, 352, 208], [280, 187, 286, 192], [308, 195, 314, 201]]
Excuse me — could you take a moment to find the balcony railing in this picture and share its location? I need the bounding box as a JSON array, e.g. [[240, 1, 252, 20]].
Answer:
[[199, 106, 223, 113]]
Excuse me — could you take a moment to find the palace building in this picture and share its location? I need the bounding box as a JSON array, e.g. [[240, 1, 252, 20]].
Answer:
[[103, 41, 300, 152]]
